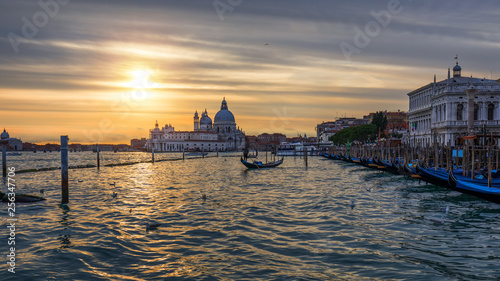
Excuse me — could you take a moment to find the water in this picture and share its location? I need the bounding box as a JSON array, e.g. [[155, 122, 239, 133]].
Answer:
[[6, 151, 191, 171], [1, 153, 500, 280]]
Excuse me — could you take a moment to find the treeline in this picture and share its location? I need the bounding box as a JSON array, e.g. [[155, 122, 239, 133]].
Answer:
[[328, 112, 389, 145], [328, 124, 377, 145]]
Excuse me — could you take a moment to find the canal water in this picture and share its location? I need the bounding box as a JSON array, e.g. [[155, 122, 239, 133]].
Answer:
[[1, 152, 499, 280]]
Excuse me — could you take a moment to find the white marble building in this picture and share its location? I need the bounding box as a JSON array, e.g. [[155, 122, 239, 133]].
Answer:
[[407, 62, 500, 146], [147, 98, 245, 152], [1, 129, 22, 151]]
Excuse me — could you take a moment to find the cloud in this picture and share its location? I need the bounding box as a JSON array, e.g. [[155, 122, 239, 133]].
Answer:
[[1, 0, 500, 143]]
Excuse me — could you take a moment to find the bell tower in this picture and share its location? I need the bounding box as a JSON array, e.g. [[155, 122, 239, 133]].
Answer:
[[194, 111, 199, 130], [453, 56, 461, 78]]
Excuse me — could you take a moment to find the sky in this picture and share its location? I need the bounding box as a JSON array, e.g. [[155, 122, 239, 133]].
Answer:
[[1, 0, 500, 144]]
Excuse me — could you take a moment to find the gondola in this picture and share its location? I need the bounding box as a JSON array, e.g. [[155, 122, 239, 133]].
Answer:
[[351, 157, 361, 164], [448, 169, 500, 204], [319, 153, 330, 159], [373, 158, 387, 170], [416, 162, 451, 188], [328, 154, 341, 160], [383, 160, 400, 175], [398, 160, 406, 175], [404, 161, 418, 178], [240, 157, 284, 169]]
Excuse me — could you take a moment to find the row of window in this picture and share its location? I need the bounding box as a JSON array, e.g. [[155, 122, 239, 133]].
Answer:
[[159, 142, 225, 150], [456, 103, 495, 121], [409, 91, 432, 110]]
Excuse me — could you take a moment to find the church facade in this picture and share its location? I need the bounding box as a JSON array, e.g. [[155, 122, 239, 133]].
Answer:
[[407, 62, 500, 146], [147, 98, 245, 152], [1, 129, 23, 151]]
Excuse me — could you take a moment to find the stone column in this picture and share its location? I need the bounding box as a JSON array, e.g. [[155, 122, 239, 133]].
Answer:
[[482, 102, 487, 121], [496, 102, 500, 124], [466, 86, 477, 134]]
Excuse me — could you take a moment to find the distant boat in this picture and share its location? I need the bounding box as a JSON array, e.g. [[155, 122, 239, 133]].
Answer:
[[7, 152, 22, 156], [240, 157, 284, 169]]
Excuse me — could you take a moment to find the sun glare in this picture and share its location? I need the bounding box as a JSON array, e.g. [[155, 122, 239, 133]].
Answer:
[[129, 69, 155, 89], [128, 68, 164, 89]]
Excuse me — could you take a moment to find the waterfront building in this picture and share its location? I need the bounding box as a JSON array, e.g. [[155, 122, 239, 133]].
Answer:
[[1, 129, 22, 151], [147, 98, 245, 152], [407, 62, 500, 146], [316, 121, 342, 143], [245, 135, 258, 149], [256, 133, 287, 150], [364, 110, 408, 132], [316, 118, 370, 143], [130, 138, 148, 151]]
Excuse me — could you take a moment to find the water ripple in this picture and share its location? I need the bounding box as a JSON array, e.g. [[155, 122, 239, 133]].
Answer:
[[1, 154, 500, 280]]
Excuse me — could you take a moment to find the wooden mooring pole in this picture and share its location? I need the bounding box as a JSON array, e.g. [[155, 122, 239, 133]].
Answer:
[[304, 147, 308, 168], [496, 150, 499, 171], [61, 136, 69, 204], [97, 144, 100, 170], [152, 147, 155, 164], [471, 145, 475, 180], [488, 146, 492, 187], [2, 143, 6, 178]]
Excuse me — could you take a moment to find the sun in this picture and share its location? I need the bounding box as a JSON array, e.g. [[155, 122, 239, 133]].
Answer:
[[129, 68, 155, 89]]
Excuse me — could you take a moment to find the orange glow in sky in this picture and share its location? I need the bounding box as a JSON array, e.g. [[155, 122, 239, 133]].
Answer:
[[1, 1, 498, 144]]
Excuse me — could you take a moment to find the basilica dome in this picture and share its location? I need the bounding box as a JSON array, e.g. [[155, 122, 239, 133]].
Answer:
[[1, 129, 9, 139], [214, 98, 235, 123]]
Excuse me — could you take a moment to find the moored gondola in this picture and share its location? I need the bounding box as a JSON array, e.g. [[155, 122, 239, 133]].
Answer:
[[240, 157, 284, 169], [416, 162, 451, 188], [448, 169, 500, 204]]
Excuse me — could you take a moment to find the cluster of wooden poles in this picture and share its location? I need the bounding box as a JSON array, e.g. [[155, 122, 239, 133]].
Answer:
[[327, 140, 500, 187]]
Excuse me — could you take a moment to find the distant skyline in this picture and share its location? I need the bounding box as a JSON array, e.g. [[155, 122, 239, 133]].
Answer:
[[1, 0, 500, 144]]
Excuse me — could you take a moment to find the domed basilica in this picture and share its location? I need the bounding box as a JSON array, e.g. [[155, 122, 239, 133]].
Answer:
[[147, 98, 245, 152]]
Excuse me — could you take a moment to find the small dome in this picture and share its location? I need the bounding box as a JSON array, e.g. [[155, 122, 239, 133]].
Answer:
[[1, 129, 9, 139], [453, 64, 461, 71], [200, 109, 212, 125], [200, 116, 212, 125]]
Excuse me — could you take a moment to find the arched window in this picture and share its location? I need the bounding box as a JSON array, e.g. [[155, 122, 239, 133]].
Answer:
[[474, 104, 479, 121], [488, 103, 495, 121], [457, 104, 463, 121]]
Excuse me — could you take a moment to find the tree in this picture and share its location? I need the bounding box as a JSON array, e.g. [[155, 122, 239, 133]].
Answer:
[[371, 111, 388, 137], [329, 124, 377, 145], [329, 127, 351, 145]]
